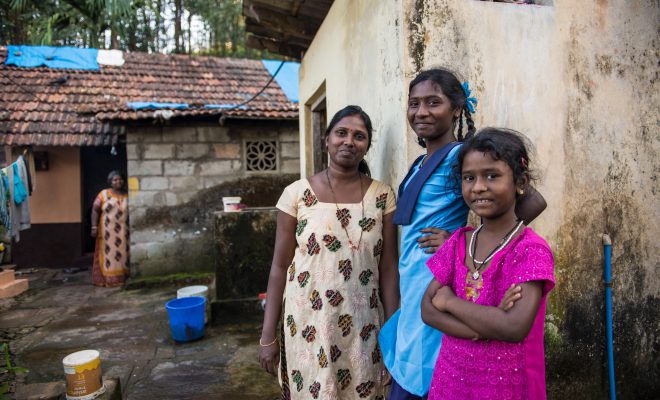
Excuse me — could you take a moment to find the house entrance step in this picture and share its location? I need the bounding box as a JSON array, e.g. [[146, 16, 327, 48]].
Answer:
[[0, 277, 29, 299], [0, 268, 15, 285]]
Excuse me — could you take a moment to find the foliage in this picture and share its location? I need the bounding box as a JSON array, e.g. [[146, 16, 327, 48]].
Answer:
[[0, 0, 279, 59], [0, 342, 28, 400]]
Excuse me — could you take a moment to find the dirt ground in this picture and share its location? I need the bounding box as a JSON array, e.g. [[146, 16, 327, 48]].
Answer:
[[0, 268, 281, 399]]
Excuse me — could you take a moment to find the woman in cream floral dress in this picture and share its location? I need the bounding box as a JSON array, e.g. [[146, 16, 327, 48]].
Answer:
[[259, 106, 399, 399]]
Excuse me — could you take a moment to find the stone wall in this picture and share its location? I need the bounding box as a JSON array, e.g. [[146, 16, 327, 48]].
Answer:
[[126, 119, 299, 276]]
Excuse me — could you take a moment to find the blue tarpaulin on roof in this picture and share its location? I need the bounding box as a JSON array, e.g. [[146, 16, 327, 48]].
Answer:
[[262, 60, 299, 103], [5, 45, 99, 70], [204, 104, 247, 110], [127, 102, 189, 109]]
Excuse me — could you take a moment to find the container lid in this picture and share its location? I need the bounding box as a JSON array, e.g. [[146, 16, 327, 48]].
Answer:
[[177, 285, 208, 297], [63, 350, 100, 366]]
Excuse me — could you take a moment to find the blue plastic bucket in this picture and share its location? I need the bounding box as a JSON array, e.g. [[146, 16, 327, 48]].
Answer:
[[165, 296, 206, 342]]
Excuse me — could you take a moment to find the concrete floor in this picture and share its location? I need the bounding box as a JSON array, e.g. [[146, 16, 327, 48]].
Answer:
[[0, 268, 281, 399]]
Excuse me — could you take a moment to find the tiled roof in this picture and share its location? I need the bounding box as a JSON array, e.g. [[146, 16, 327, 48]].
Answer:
[[0, 47, 299, 146]]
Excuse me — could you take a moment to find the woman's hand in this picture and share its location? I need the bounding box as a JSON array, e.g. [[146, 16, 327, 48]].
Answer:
[[498, 284, 522, 311], [431, 285, 455, 312], [258, 338, 280, 376], [90, 226, 98, 238], [418, 227, 451, 254]]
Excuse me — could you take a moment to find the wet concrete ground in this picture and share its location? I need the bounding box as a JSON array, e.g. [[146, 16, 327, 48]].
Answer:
[[0, 268, 281, 399]]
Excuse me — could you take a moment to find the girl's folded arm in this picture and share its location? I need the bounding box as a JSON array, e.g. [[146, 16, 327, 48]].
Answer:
[[443, 281, 543, 342], [421, 279, 480, 339]]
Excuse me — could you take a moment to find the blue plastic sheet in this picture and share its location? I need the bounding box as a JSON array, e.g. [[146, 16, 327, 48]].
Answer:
[[262, 60, 300, 103], [5, 45, 99, 70], [127, 102, 189, 109], [204, 104, 247, 110]]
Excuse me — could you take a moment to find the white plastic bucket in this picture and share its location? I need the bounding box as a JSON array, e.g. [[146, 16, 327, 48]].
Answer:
[[63, 350, 106, 400], [222, 196, 242, 212], [177, 285, 210, 324]]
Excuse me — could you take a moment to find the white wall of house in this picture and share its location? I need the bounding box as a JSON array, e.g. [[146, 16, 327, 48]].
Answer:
[[299, 0, 659, 396], [298, 0, 410, 184]]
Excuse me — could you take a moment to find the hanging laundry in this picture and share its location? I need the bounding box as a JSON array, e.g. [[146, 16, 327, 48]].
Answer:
[[23, 150, 36, 195], [0, 169, 10, 232], [14, 156, 31, 232], [12, 161, 27, 205]]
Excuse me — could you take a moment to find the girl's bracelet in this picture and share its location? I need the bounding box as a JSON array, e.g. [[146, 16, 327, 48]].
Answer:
[[259, 337, 277, 347]]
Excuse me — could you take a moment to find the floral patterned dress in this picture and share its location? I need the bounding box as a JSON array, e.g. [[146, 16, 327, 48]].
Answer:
[[92, 189, 129, 287], [276, 179, 396, 400]]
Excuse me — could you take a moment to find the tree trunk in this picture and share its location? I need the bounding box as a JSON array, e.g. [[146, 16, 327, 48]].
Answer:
[[187, 10, 192, 54], [110, 29, 120, 49], [174, 0, 182, 53], [155, 0, 162, 52]]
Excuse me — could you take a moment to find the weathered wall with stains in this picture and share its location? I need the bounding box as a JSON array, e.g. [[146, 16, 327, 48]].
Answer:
[[405, 0, 658, 398], [298, 0, 410, 185], [127, 120, 299, 276], [301, 0, 657, 397]]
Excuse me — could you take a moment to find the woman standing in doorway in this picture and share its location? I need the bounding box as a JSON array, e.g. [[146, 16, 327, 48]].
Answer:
[[258, 105, 399, 399], [91, 170, 129, 287]]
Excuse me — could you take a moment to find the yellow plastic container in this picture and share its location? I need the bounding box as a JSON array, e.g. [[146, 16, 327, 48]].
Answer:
[[63, 350, 106, 400]]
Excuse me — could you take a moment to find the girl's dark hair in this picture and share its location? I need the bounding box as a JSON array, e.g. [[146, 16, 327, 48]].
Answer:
[[409, 68, 476, 148], [107, 170, 125, 187], [325, 105, 372, 176], [456, 127, 536, 198]]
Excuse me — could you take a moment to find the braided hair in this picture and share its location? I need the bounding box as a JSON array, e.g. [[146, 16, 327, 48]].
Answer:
[[408, 68, 476, 147]]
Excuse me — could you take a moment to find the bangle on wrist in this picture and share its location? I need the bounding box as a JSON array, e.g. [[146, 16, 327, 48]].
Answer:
[[259, 337, 277, 347]]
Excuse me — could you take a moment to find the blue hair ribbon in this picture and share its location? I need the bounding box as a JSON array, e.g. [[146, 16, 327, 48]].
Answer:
[[462, 82, 478, 113]]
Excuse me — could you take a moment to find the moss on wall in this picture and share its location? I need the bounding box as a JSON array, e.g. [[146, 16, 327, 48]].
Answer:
[[214, 209, 278, 300]]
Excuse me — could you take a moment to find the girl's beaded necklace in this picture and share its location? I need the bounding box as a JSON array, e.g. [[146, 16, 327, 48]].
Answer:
[[325, 169, 365, 251], [468, 219, 524, 280]]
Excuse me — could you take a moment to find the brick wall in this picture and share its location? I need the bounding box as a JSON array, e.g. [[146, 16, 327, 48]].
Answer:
[[126, 119, 299, 276]]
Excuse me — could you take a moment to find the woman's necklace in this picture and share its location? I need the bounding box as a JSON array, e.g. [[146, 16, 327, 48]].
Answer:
[[468, 219, 524, 280], [325, 169, 365, 251]]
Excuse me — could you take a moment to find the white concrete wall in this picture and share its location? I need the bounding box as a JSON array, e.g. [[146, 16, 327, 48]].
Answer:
[[299, 0, 409, 186], [300, 0, 659, 396], [403, 0, 565, 240]]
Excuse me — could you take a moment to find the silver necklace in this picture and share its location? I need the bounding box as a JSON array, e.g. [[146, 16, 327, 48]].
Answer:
[[325, 169, 365, 251], [468, 220, 524, 280]]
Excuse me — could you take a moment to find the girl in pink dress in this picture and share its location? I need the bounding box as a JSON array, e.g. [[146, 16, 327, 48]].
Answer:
[[421, 127, 555, 399]]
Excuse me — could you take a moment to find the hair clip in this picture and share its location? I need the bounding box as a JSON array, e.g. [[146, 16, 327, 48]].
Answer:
[[461, 82, 478, 113], [521, 157, 527, 169]]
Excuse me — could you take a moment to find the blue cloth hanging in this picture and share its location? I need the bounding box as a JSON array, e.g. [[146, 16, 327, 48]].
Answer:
[[12, 162, 27, 205]]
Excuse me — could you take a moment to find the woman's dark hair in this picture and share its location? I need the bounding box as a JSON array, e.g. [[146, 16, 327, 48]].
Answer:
[[409, 68, 476, 147], [456, 127, 536, 198], [107, 170, 126, 188], [325, 105, 372, 176]]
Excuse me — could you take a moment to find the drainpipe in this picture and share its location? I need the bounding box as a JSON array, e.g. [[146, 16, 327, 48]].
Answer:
[[602, 234, 616, 400]]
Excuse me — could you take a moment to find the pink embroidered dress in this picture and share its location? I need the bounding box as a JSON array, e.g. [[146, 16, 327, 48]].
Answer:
[[426, 227, 555, 400]]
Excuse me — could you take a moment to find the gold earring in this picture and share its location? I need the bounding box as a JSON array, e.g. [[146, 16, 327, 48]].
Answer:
[[517, 188, 524, 195]]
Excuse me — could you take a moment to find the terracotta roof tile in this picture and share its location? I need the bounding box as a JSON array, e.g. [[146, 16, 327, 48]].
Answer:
[[0, 46, 298, 146]]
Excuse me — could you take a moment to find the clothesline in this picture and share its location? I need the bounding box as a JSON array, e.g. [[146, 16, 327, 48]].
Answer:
[[0, 151, 36, 244]]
